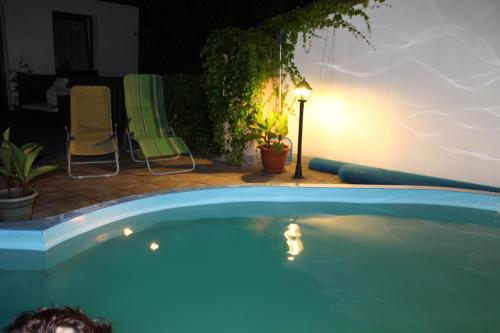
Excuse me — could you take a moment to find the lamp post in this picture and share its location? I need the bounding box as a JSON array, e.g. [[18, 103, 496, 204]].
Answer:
[[293, 79, 312, 179]]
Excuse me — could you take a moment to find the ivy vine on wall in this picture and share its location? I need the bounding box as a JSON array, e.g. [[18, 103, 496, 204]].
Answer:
[[163, 74, 212, 153], [202, 0, 386, 165]]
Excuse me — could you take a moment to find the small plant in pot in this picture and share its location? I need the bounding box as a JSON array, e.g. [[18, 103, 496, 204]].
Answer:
[[0, 128, 58, 221], [249, 112, 289, 173]]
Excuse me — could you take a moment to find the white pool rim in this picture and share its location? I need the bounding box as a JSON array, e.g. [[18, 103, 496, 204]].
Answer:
[[0, 184, 499, 251]]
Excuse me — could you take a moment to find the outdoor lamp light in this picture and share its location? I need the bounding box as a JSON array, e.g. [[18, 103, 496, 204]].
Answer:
[[293, 80, 312, 179], [294, 79, 312, 102]]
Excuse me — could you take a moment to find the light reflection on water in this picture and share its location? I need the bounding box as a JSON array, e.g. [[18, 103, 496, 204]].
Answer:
[[284, 223, 304, 261]]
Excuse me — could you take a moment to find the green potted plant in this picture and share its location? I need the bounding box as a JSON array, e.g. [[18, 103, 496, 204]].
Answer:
[[249, 112, 289, 173], [0, 128, 58, 221]]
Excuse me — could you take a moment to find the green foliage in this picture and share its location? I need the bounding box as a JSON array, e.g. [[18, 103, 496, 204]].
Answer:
[[203, 0, 385, 165], [0, 128, 58, 198], [249, 112, 289, 155], [274, 112, 289, 142], [163, 74, 212, 153], [203, 28, 275, 165]]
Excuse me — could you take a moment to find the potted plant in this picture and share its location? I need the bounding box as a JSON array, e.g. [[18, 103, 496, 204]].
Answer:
[[0, 128, 58, 221], [249, 112, 289, 173]]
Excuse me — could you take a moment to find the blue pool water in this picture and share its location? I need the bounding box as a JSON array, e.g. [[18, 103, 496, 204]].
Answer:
[[1, 201, 500, 332]]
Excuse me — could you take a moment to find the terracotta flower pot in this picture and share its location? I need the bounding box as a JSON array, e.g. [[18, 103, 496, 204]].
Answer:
[[0, 189, 38, 222], [258, 144, 289, 174]]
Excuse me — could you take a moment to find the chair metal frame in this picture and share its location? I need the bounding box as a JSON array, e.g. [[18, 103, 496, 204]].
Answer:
[[66, 125, 120, 179]]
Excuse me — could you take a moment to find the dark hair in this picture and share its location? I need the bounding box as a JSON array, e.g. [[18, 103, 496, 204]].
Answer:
[[3, 307, 112, 333]]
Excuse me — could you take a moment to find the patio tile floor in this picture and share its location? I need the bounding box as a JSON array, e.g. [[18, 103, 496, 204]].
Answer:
[[26, 155, 342, 219]]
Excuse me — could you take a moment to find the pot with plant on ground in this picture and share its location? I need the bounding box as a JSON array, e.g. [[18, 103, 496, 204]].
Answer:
[[0, 128, 58, 221], [250, 112, 289, 174]]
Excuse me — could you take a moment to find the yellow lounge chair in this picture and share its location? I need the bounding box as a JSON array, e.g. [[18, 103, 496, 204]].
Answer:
[[65, 86, 119, 179]]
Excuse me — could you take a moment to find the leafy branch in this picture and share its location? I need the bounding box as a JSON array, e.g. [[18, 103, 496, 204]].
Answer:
[[202, 0, 386, 165], [0, 128, 58, 198]]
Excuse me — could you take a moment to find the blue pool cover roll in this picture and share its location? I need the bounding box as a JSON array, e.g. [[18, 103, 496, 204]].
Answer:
[[309, 158, 500, 193], [308, 158, 346, 174]]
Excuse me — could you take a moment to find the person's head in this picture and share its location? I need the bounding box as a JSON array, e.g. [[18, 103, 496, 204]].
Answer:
[[3, 307, 112, 333]]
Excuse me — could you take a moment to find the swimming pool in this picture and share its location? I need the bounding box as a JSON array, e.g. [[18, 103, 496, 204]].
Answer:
[[1, 185, 499, 332]]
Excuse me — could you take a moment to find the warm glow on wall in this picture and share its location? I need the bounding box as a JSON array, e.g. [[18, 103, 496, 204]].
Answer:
[[290, 0, 500, 187], [318, 95, 347, 132], [287, 84, 398, 163]]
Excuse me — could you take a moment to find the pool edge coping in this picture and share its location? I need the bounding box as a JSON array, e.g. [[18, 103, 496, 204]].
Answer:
[[1, 184, 499, 252]]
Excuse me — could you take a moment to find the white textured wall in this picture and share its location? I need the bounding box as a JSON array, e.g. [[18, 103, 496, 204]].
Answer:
[[290, 0, 500, 187], [1, 0, 138, 76]]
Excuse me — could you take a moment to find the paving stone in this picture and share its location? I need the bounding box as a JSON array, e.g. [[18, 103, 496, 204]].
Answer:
[[12, 154, 343, 219]]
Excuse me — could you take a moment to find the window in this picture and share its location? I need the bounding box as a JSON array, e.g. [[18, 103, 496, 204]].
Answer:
[[52, 12, 93, 74]]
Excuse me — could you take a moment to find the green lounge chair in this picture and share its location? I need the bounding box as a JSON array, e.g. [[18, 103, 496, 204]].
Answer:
[[123, 74, 195, 175]]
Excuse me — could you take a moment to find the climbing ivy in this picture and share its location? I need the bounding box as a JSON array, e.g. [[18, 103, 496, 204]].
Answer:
[[163, 74, 212, 152], [202, 0, 386, 165]]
